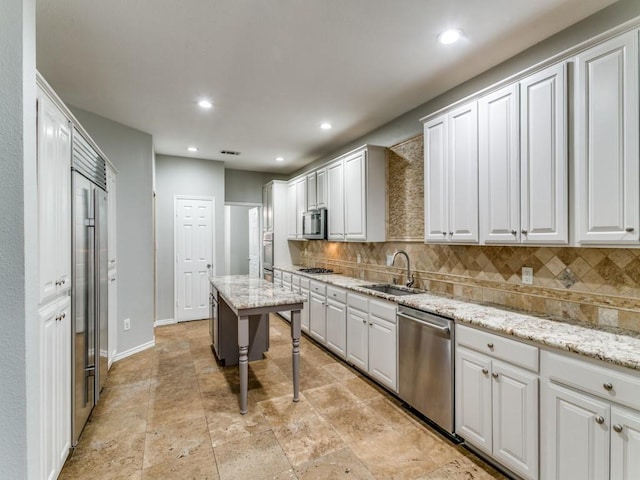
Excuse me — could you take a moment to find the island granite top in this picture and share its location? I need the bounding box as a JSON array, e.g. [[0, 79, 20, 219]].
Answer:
[[210, 275, 306, 313]]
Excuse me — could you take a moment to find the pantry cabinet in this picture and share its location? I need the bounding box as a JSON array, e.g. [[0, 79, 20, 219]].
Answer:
[[37, 88, 72, 303], [424, 101, 479, 243], [574, 30, 639, 245], [40, 296, 71, 480]]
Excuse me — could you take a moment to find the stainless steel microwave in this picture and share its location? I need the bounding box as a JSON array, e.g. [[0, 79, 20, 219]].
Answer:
[[302, 208, 327, 240]]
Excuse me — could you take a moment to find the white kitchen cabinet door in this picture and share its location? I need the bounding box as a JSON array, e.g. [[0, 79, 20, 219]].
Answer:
[[520, 62, 568, 244], [479, 84, 521, 244], [344, 151, 367, 241], [309, 292, 326, 343], [300, 287, 310, 333], [455, 347, 493, 455], [346, 306, 368, 371], [327, 159, 345, 240], [40, 296, 71, 480], [287, 180, 298, 239], [296, 176, 307, 237], [575, 31, 639, 245], [37, 90, 72, 304], [448, 102, 479, 243], [368, 314, 397, 391], [541, 381, 609, 480], [424, 115, 449, 242], [107, 164, 117, 270], [325, 299, 347, 359], [316, 167, 327, 209], [306, 171, 317, 210], [491, 361, 538, 480], [611, 406, 640, 480]]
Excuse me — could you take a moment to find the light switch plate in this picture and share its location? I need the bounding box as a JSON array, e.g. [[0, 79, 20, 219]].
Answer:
[[386, 255, 394, 266], [522, 267, 533, 285]]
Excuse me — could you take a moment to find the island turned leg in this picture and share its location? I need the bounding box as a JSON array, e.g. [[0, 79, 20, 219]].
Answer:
[[238, 315, 250, 414], [290, 309, 301, 402]]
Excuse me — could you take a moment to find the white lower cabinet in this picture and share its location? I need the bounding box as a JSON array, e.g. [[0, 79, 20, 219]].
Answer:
[[367, 305, 397, 391], [40, 296, 71, 480], [309, 281, 327, 343], [297, 276, 310, 333], [541, 350, 640, 480], [325, 286, 347, 359], [455, 325, 539, 480], [346, 296, 369, 371]]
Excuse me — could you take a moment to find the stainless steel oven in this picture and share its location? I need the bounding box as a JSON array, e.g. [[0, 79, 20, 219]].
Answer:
[[302, 208, 327, 240]]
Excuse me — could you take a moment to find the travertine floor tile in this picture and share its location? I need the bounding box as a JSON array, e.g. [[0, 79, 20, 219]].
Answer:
[[141, 447, 219, 480], [322, 403, 394, 444], [341, 376, 385, 402], [144, 416, 212, 469], [91, 379, 151, 417], [322, 361, 360, 381], [83, 404, 148, 442], [294, 447, 375, 480], [214, 430, 290, 480], [206, 408, 271, 448], [258, 394, 318, 427], [303, 383, 362, 415], [416, 455, 508, 480]]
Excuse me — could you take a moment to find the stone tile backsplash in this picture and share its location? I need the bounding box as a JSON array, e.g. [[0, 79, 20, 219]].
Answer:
[[292, 134, 640, 333]]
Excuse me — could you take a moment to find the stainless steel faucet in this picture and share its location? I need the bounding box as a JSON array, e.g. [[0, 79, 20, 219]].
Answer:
[[392, 250, 414, 287]]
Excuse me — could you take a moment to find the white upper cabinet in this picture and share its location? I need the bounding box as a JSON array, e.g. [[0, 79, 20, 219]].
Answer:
[[344, 150, 367, 240], [424, 101, 479, 243], [520, 62, 568, 244], [307, 171, 317, 210], [287, 180, 297, 239], [316, 167, 327, 209], [574, 30, 639, 245], [479, 83, 521, 244], [327, 159, 345, 240], [296, 176, 307, 237], [37, 88, 72, 304]]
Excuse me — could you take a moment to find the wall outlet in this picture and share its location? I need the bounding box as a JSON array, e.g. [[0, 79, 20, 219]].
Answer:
[[123, 318, 131, 331], [356, 254, 361, 263], [522, 267, 534, 285], [386, 255, 394, 266]]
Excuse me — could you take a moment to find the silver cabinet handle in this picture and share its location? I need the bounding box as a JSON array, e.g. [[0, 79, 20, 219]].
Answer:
[[521, 229, 528, 235], [487, 343, 494, 349], [613, 424, 623, 433], [595, 416, 605, 424], [492, 372, 499, 379], [603, 383, 613, 391], [625, 226, 634, 232], [482, 368, 489, 375]]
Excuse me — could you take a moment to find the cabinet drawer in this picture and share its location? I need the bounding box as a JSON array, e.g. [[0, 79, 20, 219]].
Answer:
[[310, 280, 326, 295], [274, 269, 282, 279], [456, 324, 539, 372], [347, 293, 368, 312], [282, 272, 292, 283], [541, 350, 640, 411], [369, 298, 396, 323], [299, 277, 310, 289], [326, 286, 346, 303]]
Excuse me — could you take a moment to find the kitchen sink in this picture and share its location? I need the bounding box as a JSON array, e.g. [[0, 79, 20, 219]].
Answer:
[[360, 284, 422, 296]]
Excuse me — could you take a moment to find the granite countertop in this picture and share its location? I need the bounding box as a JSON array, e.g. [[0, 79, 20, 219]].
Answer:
[[274, 265, 640, 371], [210, 275, 306, 313]]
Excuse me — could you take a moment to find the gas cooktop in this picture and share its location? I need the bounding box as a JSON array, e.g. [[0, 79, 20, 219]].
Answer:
[[298, 267, 335, 274]]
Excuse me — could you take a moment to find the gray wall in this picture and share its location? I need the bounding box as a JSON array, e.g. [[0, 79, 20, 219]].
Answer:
[[155, 154, 225, 321], [293, 0, 640, 177], [225, 168, 286, 203], [227, 205, 251, 275], [70, 108, 155, 355], [0, 1, 38, 477]]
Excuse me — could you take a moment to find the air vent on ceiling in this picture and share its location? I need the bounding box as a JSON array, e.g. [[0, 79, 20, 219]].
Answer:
[[220, 150, 241, 156]]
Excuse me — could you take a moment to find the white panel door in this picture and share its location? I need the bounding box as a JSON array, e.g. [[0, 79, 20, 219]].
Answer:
[[575, 31, 639, 245], [327, 160, 345, 240], [56, 298, 71, 471], [491, 361, 538, 480], [479, 84, 521, 244], [424, 115, 449, 242], [611, 406, 640, 480], [287, 181, 297, 239], [368, 315, 397, 391], [448, 101, 479, 243], [176, 197, 214, 322], [541, 381, 609, 480], [248, 207, 260, 277], [325, 299, 347, 359], [520, 62, 568, 244], [455, 347, 493, 454], [346, 307, 368, 371], [344, 151, 366, 241]]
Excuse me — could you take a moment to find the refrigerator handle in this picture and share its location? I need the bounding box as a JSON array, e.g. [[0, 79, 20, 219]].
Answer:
[[85, 223, 96, 406]]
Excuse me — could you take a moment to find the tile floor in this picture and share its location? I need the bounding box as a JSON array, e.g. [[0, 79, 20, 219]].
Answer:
[[60, 316, 507, 480]]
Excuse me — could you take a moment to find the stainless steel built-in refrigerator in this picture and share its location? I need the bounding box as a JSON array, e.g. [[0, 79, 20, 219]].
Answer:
[[71, 129, 108, 446]]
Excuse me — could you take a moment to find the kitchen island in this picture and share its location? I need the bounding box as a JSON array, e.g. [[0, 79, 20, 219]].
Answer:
[[209, 275, 306, 414]]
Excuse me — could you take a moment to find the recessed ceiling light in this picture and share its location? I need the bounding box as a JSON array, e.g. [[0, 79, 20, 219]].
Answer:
[[438, 29, 462, 45], [187, 146, 198, 152], [320, 122, 332, 130], [275, 157, 284, 162], [197, 99, 213, 109]]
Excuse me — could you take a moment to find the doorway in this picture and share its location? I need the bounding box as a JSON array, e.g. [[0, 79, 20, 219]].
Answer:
[[224, 204, 261, 276]]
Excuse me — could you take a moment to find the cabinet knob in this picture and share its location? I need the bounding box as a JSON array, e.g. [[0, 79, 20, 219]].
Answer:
[[613, 424, 623, 433], [595, 416, 605, 425], [442, 232, 447, 236], [521, 229, 528, 235], [492, 372, 499, 379], [511, 230, 517, 235], [61, 313, 65, 319], [603, 382, 613, 391], [625, 226, 634, 233], [362, 319, 367, 324], [482, 368, 489, 375], [487, 343, 494, 349], [55, 315, 60, 322], [449, 232, 453, 236]]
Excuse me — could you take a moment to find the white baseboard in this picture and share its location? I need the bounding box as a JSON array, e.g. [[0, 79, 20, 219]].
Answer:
[[113, 339, 155, 363], [154, 318, 176, 327]]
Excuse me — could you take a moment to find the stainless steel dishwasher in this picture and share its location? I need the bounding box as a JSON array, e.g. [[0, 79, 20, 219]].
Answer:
[[398, 305, 454, 434]]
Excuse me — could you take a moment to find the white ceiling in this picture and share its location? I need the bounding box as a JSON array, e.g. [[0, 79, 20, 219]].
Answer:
[[36, 0, 617, 173]]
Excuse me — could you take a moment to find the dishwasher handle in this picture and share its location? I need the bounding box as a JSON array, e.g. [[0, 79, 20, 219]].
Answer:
[[397, 312, 451, 336]]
